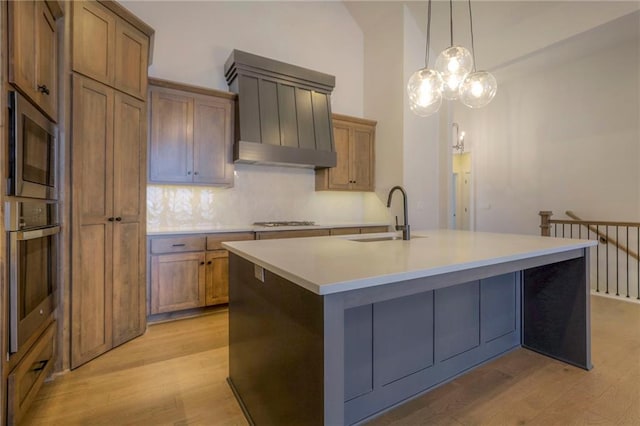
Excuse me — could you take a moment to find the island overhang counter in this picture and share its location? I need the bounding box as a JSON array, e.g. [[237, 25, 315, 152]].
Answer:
[[223, 229, 596, 425]]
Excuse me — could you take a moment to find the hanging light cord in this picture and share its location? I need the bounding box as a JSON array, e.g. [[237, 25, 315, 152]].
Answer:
[[424, 0, 432, 67], [449, 0, 454, 46], [468, 0, 477, 71]]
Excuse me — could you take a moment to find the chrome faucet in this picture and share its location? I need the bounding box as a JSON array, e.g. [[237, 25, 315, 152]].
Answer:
[[386, 186, 410, 240]]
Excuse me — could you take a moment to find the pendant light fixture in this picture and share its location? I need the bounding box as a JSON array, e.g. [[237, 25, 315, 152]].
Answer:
[[435, 0, 472, 100], [407, 0, 443, 117], [408, 0, 496, 116], [458, 0, 497, 108]]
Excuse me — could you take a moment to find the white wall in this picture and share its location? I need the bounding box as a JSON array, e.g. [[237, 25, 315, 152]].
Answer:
[[454, 11, 640, 235], [402, 5, 440, 230], [122, 0, 364, 116], [345, 2, 405, 221], [120, 1, 390, 227]]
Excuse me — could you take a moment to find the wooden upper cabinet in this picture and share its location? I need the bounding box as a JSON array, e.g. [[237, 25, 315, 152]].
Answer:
[[316, 114, 376, 192], [114, 19, 149, 99], [149, 79, 235, 186], [8, 0, 61, 122], [149, 89, 192, 183], [72, 1, 115, 87], [72, 0, 150, 100], [350, 124, 374, 191]]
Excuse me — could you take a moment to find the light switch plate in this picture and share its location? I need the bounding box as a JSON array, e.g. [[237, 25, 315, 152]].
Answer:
[[254, 264, 265, 282]]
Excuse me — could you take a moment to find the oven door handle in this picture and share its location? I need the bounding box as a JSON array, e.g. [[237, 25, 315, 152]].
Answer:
[[15, 225, 61, 241]]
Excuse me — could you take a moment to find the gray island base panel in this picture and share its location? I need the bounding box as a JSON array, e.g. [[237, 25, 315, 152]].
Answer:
[[227, 248, 591, 425]]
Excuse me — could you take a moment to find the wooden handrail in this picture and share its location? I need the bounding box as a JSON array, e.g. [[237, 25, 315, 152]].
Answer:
[[564, 210, 640, 262]]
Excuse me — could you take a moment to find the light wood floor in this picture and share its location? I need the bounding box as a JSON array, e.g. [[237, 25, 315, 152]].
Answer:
[[24, 296, 640, 425]]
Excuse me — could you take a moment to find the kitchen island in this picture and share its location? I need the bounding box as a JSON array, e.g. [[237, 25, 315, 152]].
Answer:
[[223, 230, 596, 425]]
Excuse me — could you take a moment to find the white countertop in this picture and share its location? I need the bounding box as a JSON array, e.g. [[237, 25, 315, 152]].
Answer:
[[146, 222, 389, 236], [222, 229, 597, 295]]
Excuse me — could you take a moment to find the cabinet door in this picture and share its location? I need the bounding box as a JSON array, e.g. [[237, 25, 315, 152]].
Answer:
[[350, 125, 374, 191], [114, 19, 148, 100], [72, 0, 115, 86], [8, 1, 37, 102], [149, 88, 194, 183], [328, 122, 351, 190], [193, 96, 234, 185], [71, 75, 115, 369], [151, 253, 206, 314], [205, 251, 229, 305], [35, 2, 57, 121], [112, 93, 146, 346]]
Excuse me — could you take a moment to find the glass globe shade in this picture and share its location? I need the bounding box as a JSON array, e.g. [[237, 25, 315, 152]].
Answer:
[[435, 46, 473, 100], [407, 68, 443, 117], [459, 71, 497, 108]]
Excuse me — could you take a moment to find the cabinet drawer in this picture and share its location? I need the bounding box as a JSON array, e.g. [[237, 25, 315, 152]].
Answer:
[[206, 232, 254, 250], [361, 226, 389, 234], [8, 321, 56, 425], [151, 236, 205, 254], [256, 229, 331, 240], [330, 227, 362, 236]]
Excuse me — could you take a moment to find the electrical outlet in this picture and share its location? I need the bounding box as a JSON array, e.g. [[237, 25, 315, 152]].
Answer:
[[254, 264, 265, 283]]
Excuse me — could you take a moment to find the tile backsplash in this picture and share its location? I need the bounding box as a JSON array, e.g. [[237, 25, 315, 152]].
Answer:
[[147, 164, 390, 227]]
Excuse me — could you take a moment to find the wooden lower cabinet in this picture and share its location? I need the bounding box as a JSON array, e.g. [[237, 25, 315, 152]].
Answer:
[[330, 226, 389, 236], [71, 74, 147, 369], [7, 321, 56, 425], [205, 251, 229, 305], [148, 232, 254, 315], [149, 250, 228, 314], [148, 228, 388, 316], [256, 229, 331, 240], [151, 252, 206, 314]]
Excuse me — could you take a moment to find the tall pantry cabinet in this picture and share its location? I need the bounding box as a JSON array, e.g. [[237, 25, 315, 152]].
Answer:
[[70, 1, 153, 368]]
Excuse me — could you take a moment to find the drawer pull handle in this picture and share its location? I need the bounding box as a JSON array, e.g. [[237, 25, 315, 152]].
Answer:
[[37, 84, 50, 95], [32, 360, 48, 372], [172, 243, 186, 247]]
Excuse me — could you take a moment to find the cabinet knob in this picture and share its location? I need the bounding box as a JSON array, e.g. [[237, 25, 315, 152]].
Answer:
[[115, 217, 122, 222], [207, 261, 212, 265], [108, 217, 115, 222], [200, 261, 205, 265], [187, 171, 192, 175], [194, 171, 199, 176], [37, 84, 50, 95]]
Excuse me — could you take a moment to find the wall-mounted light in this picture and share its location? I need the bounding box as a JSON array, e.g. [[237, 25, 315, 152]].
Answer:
[[407, 0, 497, 116], [452, 122, 465, 153]]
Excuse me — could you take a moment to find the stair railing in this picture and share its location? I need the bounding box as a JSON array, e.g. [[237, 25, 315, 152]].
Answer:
[[539, 210, 640, 300]]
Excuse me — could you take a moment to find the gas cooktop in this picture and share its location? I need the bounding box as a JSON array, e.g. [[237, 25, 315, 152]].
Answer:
[[253, 221, 316, 227]]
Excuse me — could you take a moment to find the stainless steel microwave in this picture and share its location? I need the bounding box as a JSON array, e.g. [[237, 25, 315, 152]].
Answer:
[[8, 91, 57, 200]]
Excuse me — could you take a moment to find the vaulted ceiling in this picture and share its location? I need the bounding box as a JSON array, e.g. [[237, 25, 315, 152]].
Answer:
[[346, 1, 640, 70]]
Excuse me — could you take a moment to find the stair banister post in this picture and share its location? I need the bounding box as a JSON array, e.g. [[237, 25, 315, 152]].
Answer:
[[539, 211, 553, 237]]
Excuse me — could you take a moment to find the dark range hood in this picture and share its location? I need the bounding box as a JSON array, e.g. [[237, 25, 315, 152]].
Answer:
[[224, 50, 337, 169]]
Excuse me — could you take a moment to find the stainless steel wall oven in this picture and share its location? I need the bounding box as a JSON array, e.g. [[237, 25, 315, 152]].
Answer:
[[8, 91, 57, 200], [6, 200, 59, 354]]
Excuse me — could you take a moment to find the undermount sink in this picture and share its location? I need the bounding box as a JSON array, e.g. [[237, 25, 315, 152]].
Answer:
[[350, 235, 427, 242]]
